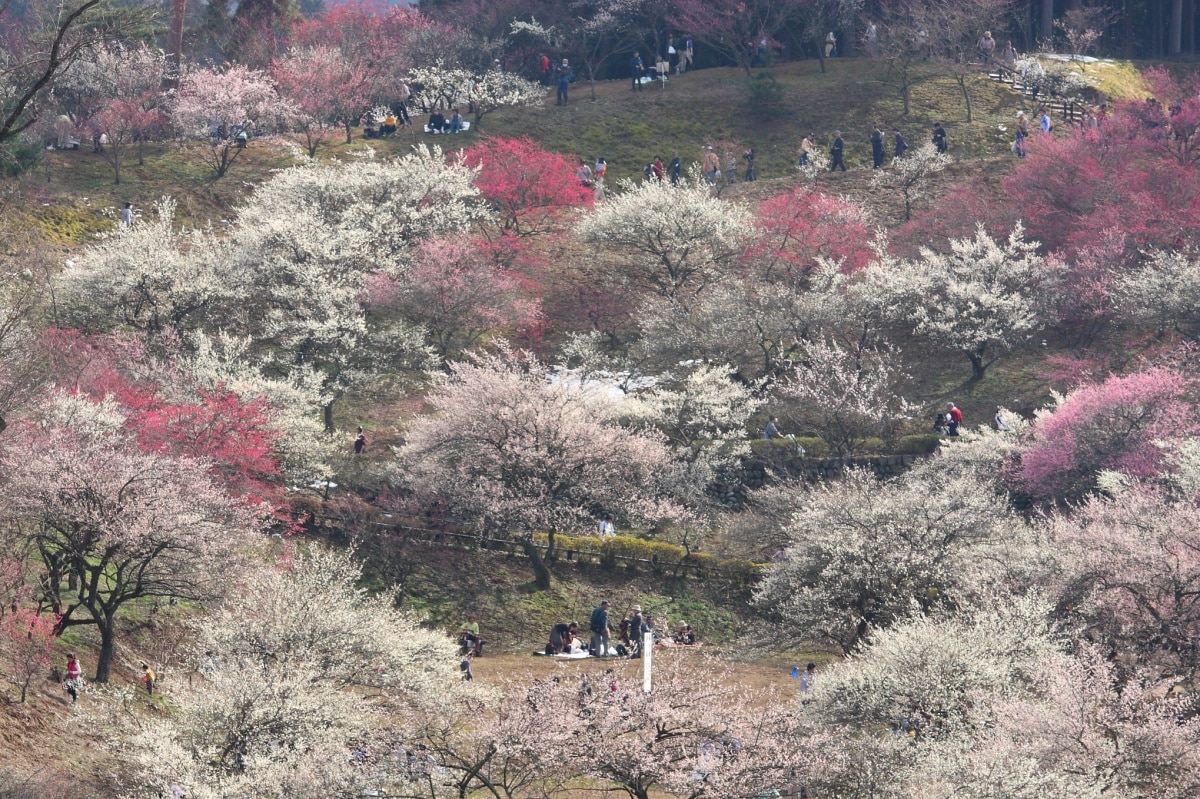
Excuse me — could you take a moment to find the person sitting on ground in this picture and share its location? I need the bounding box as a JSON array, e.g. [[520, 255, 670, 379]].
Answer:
[[362, 112, 378, 139], [934, 412, 950, 435], [674, 620, 697, 645], [428, 109, 447, 133], [995, 407, 1013, 431], [549, 621, 578, 654], [381, 114, 398, 136], [447, 108, 464, 134], [459, 614, 483, 656], [235, 128, 249, 148]]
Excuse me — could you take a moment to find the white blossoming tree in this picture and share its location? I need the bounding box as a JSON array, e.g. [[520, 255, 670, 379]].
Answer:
[[122, 548, 473, 799], [576, 177, 752, 306], [395, 347, 683, 589], [620, 364, 763, 519], [58, 147, 488, 430], [408, 60, 544, 124], [777, 339, 914, 456], [1114, 249, 1200, 336], [0, 393, 265, 682], [755, 461, 1037, 653], [878, 224, 1062, 381], [870, 140, 950, 222]]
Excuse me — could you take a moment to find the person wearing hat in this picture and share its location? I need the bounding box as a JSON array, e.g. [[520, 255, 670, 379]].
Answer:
[[701, 146, 720, 184], [798, 133, 815, 166], [556, 59, 572, 105], [589, 600, 612, 656], [629, 606, 649, 657]]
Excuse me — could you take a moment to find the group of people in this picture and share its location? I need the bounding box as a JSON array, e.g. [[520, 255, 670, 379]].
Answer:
[[546, 600, 698, 658], [425, 107, 465, 134], [804, 125, 919, 171], [60, 653, 155, 704]]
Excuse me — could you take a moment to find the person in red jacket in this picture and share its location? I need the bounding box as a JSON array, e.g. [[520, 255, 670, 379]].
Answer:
[[540, 54, 551, 85], [946, 402, 963, 436], [65, 653, 83, 704]]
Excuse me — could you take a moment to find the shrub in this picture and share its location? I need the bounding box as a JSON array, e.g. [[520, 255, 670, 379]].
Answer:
[[896, 434, 943, 455], [746, 71, 785, 107]]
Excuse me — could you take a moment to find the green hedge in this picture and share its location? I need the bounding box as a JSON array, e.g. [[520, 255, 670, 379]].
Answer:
[[896, 434, 944, 455]]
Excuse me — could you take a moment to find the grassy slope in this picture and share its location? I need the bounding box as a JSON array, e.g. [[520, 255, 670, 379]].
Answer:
[[479, 58, 1030, 183]]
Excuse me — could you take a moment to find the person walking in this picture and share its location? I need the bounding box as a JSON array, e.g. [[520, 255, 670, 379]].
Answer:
[[893, 128, 907, 159], [798, 133, 815, 166], [743, 146, 756, 181], [702, 146, 720, 184], [556, 59, 572, 105], [978, 31, 996, 64], [65, 653, 83, 704], [682, 38, 694, 73], [1040, 109, 1053, 134], [120, 202, 135, 226], [589, 600, 612, 656], [825, 31, 837, 58], [540, 53, 551, 85], [830, 130, 846, 171], [1000, 40, 1017, 71], [932, 121, 947, 154], [630, 51, 645, 91], [870, 126, 885, 169], [669, 151, 682, 185], [141, 662, 156, 695]]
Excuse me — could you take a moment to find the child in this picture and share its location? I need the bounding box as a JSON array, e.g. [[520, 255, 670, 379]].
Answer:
[[142, 662, 156, 695], [65, 653, 83, 704], [460, 652, 474, 681]]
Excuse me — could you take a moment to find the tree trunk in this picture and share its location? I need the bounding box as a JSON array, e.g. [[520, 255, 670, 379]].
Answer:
[[324, 400, 334, 432], [958, 74, 973, 122], [1040, 0, 1055, 46], [968, 350, 987, 382], [1171, 0, 1184, 54], [520, 538, 552, 590], [168, 0, 187, 73], [902, 76, 911, 116], [95, 613, 115, 683]]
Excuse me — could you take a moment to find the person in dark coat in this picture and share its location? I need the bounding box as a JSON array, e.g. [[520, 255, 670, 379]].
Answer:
[[830, 130, 846, 171], [932, 122, 947, 154], [870, 126, 885, 169], [893, 128, 907, 159]]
